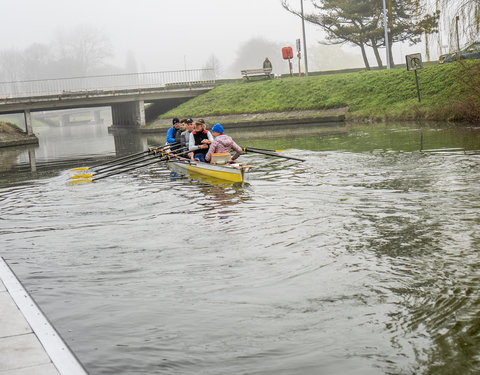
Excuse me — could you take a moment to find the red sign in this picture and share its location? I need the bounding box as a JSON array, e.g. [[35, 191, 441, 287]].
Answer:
[[282, 47, 294, 60]]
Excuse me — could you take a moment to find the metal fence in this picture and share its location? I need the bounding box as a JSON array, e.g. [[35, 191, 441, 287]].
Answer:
[[0, 69, 216, 99]]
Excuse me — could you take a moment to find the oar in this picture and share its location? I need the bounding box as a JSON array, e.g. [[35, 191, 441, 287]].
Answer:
[[72, 147, 187, 179], [242, 147, 305, 162], [244, 146, 291, 152], [81, 145, 179, 175], [90, 143, 182, 171], [93, 153, 155, 174], [70, 143, 181, 172], [70, 150, 191, 184]]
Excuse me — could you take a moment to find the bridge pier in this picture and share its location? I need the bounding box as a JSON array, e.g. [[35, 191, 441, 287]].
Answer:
[[24, 110, 33, 135], [93, 110, 103, 124], [111, 101, 145, 129], [61, 114, 71, 127]]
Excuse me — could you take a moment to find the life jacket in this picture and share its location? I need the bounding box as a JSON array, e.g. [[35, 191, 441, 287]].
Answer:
[[192, 130, 209, 155], [172, 127, 177, 137], [174, 128, 182, 143]]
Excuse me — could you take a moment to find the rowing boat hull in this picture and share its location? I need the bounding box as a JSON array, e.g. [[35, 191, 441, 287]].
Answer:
[[168, 160, 249, 183]]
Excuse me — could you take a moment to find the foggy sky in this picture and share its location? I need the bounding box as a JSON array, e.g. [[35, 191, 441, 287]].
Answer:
[[1, 0, 325, 72], [1, 0, 432, 77]]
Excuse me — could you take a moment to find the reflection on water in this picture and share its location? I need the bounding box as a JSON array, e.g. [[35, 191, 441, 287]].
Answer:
[[0, 119, 480, 375], [0, 147, 26, 172], [112, 129, 146, 156], [2, 122, 480, 181]]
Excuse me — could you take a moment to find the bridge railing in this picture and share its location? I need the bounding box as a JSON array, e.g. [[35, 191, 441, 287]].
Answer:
[[0, 69, 216, 99]]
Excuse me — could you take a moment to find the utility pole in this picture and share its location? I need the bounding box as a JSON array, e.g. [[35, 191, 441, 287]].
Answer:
[[300, 0, 309, 76], [455, 15, 460, 52], [382, 0, 391, 69]]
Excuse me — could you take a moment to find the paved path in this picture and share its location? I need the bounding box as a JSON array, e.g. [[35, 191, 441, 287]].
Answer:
[[0, 258, 87, 375], [145, 107, 348, 129]]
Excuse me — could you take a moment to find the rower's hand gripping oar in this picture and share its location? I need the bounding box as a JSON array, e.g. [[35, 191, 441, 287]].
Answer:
[[242, 147, 305, 162], [69, 149, 190, 184], [70, 142, 182, 172], [74, 145, 178, 177], [71, 147, 187, 179]]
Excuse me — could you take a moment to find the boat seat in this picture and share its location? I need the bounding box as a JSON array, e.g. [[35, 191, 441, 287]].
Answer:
[[210, 153, 231, 165]]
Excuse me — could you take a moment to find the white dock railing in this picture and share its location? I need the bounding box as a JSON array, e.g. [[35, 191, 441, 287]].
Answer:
[[0, 68, 216, 99]]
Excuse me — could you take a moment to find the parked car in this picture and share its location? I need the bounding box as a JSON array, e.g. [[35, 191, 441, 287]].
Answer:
[[439, 42, 480, 63]]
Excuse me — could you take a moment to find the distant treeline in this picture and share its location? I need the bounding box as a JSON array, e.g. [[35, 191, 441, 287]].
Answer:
[[0, 25, 121, 82]]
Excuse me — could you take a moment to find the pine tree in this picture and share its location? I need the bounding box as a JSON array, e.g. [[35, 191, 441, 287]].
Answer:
[[282, 0, 439, 69]]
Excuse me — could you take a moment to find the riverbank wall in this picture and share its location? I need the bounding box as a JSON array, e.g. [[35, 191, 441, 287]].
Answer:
[[141, 109, 346, 133], [0, 121, 38, 148]]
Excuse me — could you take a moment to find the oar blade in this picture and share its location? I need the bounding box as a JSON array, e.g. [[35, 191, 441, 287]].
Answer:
[[70, 167, 90, 172], [71, 174, 94, 179], [68, 178, 93, 185]]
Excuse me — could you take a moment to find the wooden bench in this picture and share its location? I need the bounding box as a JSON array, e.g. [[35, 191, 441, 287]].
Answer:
[[241, 68, 273, 80]]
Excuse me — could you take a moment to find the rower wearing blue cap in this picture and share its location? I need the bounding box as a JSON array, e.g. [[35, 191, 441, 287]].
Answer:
[[205, 123, 243, 163]]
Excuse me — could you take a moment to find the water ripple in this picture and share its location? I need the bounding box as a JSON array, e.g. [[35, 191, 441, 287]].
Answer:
[[1, 148, 479, 374]]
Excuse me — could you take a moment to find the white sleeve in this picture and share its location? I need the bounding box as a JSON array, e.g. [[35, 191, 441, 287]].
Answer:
[[189, 132, 199, 151]]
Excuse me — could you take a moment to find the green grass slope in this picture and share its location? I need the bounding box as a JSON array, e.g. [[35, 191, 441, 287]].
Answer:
[[161, 61, 480, 122]]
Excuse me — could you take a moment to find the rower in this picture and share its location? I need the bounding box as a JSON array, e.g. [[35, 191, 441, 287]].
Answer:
[[166, 117, 181, 144], [189, 120, 213, 162], [179, 118, 187, 134], [180, 118, 195, 159], [205, 123, 243, 163], [196, 118, 206, 129]]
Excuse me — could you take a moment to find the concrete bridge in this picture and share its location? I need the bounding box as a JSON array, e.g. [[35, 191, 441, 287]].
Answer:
[[0, 69, 215, 134]]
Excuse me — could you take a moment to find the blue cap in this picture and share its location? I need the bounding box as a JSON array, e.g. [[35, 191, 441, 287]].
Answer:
[[172, 117, 180, 125], [212, 123, 224, 133]]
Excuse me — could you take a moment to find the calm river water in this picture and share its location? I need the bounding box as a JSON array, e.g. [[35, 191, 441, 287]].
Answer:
[[1, 121, 479, 375]]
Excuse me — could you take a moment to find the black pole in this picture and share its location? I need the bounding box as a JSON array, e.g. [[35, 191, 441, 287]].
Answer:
[[414, 70, 421, 103], [243, 147, 305, 162]]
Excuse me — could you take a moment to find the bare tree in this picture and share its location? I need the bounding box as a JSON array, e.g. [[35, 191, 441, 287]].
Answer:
[[423, 0, 480, 53], [54, 24, 113, 76], [228, 37, 287, 77], [0, 49, 23, 81], [309, 44, 364, 70], [125, 50, 138, 73], [22, 43, 54, 79], [203, 54, 223, 79]]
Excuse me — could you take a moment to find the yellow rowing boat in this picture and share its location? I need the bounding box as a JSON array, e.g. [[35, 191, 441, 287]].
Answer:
[[168, 159, 252, 183]]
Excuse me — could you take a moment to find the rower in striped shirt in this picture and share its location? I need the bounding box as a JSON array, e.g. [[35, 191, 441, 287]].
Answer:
[[205, 123, 243, 163]]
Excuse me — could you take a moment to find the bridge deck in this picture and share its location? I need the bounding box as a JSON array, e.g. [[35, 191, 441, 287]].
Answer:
[[0, 86, 213, 114]]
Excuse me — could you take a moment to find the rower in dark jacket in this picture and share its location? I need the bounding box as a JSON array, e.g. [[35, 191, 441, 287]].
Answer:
[[166, 117, 181, 144], [188, 121, 213, 162]]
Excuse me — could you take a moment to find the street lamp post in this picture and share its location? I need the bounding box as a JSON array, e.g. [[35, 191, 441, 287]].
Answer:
[[382, 0, 391, 69], [300, 0, 309, 76], [455, 15, 460, 52]]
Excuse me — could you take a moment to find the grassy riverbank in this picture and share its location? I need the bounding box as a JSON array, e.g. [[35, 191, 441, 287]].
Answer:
[[160, 61, 480, 122]]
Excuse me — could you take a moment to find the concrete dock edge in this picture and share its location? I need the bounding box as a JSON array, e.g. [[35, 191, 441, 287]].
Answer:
[[0, 257, 88, 375]]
